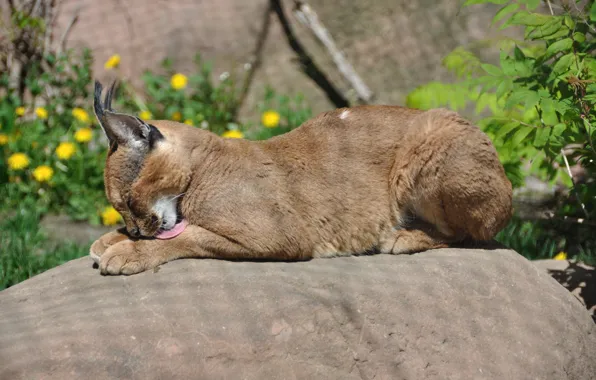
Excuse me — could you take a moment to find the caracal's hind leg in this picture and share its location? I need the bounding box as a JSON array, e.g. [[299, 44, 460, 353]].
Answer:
[[378, 219, 453, 255]]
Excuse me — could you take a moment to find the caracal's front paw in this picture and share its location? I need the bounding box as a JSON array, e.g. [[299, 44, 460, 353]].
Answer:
[[90, 229, 129, 264], [99, 240, 161, 275]]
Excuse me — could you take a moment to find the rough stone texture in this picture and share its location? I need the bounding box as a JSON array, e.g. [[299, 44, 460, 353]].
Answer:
[[1, 247, 595, 380], [533, 259, 595, 323], [52, 0, 523, 119]]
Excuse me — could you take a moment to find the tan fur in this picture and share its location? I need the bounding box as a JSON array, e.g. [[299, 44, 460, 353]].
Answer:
[[91, 103, 513, 275]]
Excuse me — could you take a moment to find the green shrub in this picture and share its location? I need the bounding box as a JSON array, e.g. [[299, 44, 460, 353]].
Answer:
[[407, 0, 596, 259], [0, 49, 108, 224]]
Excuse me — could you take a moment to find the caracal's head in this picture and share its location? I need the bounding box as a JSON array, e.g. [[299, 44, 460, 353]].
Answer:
[[93, 81, 191, 239]]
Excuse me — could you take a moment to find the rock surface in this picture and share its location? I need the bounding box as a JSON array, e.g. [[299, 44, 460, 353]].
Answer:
[[533, 258, 595, 323], [52, 0, 519, 119], [1, 247, 595, 380]]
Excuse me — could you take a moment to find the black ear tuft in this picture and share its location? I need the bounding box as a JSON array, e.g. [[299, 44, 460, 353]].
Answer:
[[93, 80, 104, 121], [93, 80, 119, 122], [104, 80, 118, 112], [92, 80, 163, 149]]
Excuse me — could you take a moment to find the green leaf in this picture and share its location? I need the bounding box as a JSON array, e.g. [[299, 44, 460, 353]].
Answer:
[[591, 2, 596, 22], [533, 126, 551, 148], [496, 121, 521, 139], [552, 53, 574, 74], [509, 11, 552, 26], [551, 123, 566, 138], [572, 32, 585, 43], [493, 3, 519, 24], [545, 38, 573, 58], [500, 52, 516, 76], [524, 0, 541, 10], [527, 17, 563, 39], [512, 125, 534, 146], [496, 79, 513, 99], [542, 28, 570, 41], [481, 63, 502, 76], [563, 15, 575, 29], [505, 90, 539, 109]]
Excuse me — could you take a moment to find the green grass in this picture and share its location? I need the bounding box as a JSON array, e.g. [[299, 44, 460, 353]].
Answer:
[[0, 209, 88, 290], [496, 216, 596, 265]]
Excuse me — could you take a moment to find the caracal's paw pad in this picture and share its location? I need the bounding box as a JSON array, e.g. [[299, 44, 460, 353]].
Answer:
[[89, 230, 129, 265]]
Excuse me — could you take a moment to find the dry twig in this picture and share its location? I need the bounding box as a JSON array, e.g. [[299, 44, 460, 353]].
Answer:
[[292, 0, 373, 103]]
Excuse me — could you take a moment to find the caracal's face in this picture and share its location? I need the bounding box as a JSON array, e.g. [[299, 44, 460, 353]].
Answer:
[[94, 81, 186, 239]]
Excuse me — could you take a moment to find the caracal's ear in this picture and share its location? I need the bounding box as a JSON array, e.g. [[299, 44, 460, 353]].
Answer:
[[93, 80, 163, 149]]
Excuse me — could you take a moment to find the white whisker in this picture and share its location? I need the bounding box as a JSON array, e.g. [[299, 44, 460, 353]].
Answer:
[[168, 192, 186, 201]]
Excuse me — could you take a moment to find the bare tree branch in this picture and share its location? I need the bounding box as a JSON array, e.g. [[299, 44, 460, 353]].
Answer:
[[234, 2, 273, 119], [270, 0, 349, 108], [292, 0, 373, 103], [561, 149, 589, 219]]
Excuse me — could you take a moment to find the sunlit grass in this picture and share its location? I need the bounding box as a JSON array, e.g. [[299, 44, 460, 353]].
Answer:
[[0, 209, 88, 290]]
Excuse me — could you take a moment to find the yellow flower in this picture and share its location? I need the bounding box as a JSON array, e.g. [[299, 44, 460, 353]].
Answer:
[[32, 165, 53, 183], [261, 110, 280, 128], [55, 141, 76, 160], [72, 108, 90, 123], [15, 107, 25, 116], [74, 127, 93, 143], [7, 152, 30, 170], [184, 119, 193, 126], [170, 73, 188, 90], [139, 110, 152, 120], [222, 130, 244, 139], [104, 54, 121, 69], [35, 107, 48, 120], [171, 111, 182, 121], [554, 251, 567, 261], [101, 206, 122, 226], [0, 134, 8, 145]]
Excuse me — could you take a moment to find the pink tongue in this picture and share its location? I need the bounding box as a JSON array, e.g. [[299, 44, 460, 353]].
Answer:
[[155, 219, 188, 240]]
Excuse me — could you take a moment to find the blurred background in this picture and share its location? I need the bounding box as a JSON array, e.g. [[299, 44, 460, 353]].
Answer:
[[1, 0, 595, 301]]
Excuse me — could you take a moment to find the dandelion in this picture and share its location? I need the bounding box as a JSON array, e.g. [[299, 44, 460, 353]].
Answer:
[[170, 73, 188, 90], [32, 165, 53, 183], [7, 153, 30, 170], [171, 111, 182, 121], [261, 110, 280, 128], [219, 71, 230, 81], [139, 110, 152, 120], [104, 54, 121, 69], [222, 130, 244, 139], [101, 206, 122, 226], [74, 128, 93, 143], [35, 107, 48, 120], [55, 142, 76, 160], [184, 119, 193, 125], [72, 108, 90, 123], [0, 134, 8, 145], [200, 120, 209, 129], [15, 107, 25, 116], [554, 251, 567, 261]]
